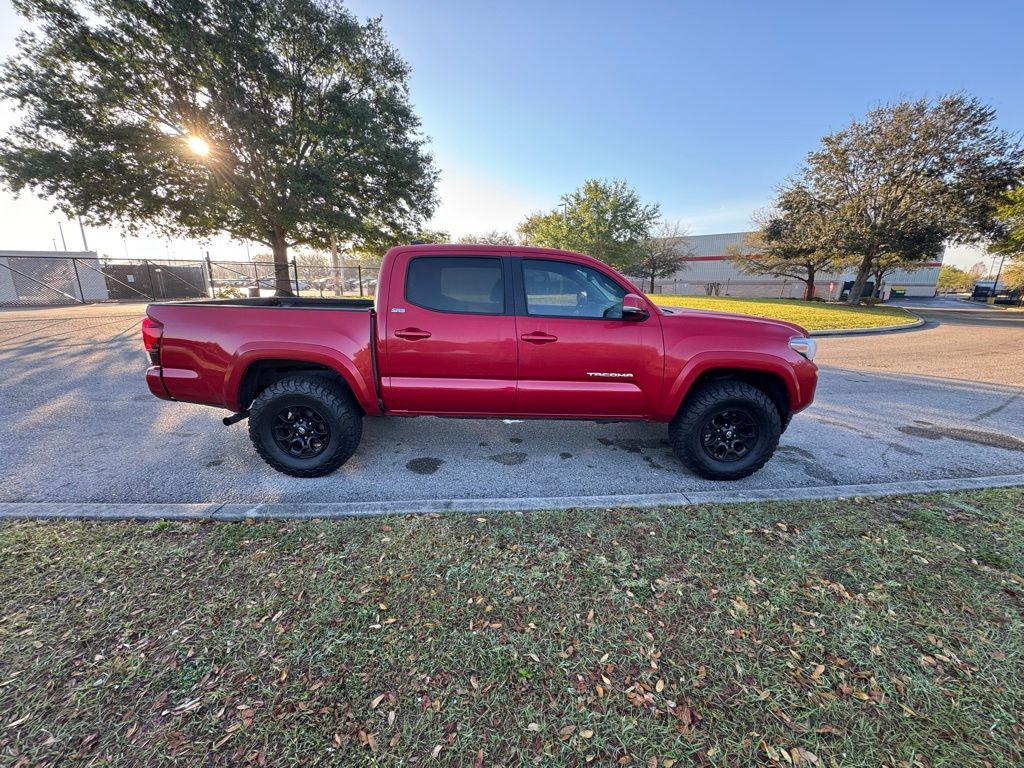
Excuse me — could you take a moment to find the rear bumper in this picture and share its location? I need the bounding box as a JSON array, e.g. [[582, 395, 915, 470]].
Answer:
[[146, 366, 172, 400]]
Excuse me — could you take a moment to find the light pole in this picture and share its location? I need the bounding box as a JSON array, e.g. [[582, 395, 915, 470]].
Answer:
[[57, 221, 67, 251], [77, 215, 89, 251]]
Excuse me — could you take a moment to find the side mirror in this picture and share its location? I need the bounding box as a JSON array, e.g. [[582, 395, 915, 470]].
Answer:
[[621, 293, 649, 321]]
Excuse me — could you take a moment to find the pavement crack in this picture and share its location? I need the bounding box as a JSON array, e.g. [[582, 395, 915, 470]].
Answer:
[[972, 390, 1022, 422]]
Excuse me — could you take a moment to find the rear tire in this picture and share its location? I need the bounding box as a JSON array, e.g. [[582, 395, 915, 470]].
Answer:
[[669, 380, 781, 481], [248, 375, 362, 477]]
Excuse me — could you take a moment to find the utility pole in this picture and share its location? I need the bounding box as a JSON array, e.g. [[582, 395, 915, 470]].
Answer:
[[57, 221, 67, 251], [77, 215, 89, 251], [991, 253, 1007, 303]]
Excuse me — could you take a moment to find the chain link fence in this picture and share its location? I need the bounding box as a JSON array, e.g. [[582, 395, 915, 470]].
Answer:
[[0, 253, 381, 307], [208, 259, 380, 299]]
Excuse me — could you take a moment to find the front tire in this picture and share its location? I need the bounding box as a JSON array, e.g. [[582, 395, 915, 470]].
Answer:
[[248, 375, 362, 477], [669, 380, 781, 480]]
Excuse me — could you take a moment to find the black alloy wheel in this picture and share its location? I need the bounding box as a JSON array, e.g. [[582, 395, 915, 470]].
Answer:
[[272, 405, 330, 459], [699, 408, 759, 462]]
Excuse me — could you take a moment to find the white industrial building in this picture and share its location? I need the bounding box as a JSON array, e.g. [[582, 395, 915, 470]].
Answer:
[[650, 232, 942, 299]]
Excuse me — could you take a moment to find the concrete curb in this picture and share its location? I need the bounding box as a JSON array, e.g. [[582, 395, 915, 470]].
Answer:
[[953, 298, 1024, 312], [809, 315, 924, 337], [2, 474, 1022, 521]]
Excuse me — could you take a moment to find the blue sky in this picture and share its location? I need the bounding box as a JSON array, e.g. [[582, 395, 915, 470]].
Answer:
[[1, 0, 1021, 266]]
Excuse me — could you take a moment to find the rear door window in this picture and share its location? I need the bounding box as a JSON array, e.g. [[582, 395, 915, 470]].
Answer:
[[405, 257, 505, 314]]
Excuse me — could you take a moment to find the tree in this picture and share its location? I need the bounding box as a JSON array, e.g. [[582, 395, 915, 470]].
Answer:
[[869, 252, 914, 297], [738, 187, 847, 301], [346, 227, 448, 268], [622, 220, 690, 293], [457, 230, 518, 245], [409, 228, 450, 245], [0, 0, 438, 295], [1001, 260, 1024, 291], [293, 249, 331, 280], [968, 261, 988, 279], [794, 95, 1023, 304], [936, 264, 973, 293], [991, 186, 1024, 259], [517, 179, 660, 270]]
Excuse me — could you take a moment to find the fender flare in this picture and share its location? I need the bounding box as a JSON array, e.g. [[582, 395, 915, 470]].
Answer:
[[224, 343, 376, 414], [661, 351, 800, 420]]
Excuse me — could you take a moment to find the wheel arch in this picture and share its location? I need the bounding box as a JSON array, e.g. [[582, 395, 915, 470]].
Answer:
[[226, 346, 373, 414], [664, 354, 798, 424]]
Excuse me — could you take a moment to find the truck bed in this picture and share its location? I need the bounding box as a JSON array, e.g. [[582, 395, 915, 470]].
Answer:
[[155, 296, 375, 310], [145, 297, 380, 414]]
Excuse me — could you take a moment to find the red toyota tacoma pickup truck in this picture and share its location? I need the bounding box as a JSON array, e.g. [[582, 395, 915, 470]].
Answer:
[[143, 244, 818, 480]]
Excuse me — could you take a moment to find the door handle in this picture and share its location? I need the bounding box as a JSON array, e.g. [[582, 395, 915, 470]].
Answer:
[[520, 332, 558, 344], [395, 327, 431, 340]]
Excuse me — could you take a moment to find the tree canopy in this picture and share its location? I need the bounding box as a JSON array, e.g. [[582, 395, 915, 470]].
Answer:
[[739, 187, 848, 300], [0, 0, 438, 294], [518, 179, 660, 271], [622, 220, 690, 293], [456, 231, 518, 245], [936, 264, 974, 293], [991, 186, 1024, 259], [1001, 261, 1024, 291], [793, 95, 1022, 304]]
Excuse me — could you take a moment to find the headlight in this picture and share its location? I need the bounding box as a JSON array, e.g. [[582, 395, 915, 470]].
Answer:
[[789, 337, 817, 361]]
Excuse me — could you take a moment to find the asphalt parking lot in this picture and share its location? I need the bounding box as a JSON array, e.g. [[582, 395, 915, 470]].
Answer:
[[0, 300, 1022, 508]]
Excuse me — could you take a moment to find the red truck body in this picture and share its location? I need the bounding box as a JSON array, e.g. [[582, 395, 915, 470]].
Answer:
[[144, 244, 818, 479]]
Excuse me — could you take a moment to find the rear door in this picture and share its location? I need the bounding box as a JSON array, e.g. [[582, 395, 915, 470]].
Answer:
[[512, 257, 663, 418], [382, 253, 517, 414]]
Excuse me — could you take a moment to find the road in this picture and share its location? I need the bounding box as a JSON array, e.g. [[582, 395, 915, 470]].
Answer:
[[0, 300, 1021, 507]]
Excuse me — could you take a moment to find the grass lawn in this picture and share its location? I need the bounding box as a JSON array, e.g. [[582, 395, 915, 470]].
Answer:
[[2, 489, 1023, 767], [651, 295, 919, 331]]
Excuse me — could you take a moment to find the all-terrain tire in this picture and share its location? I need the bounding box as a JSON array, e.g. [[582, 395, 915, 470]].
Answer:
[[248, 375, 362, 477], [668, 380, 782, 481]]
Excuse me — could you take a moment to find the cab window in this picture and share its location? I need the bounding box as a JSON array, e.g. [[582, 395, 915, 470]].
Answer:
[[522, 259, 626, 319], [405, 257, 504, 314]]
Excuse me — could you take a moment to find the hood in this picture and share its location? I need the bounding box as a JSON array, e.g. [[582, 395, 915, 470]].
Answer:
[[657, 306, 809, 338]]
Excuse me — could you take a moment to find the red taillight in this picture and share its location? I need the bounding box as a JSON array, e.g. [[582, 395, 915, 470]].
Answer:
[[142, 316, 163, 364]]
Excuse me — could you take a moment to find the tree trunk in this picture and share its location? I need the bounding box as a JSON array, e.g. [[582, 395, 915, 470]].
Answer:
[[649, 273, 655, 294], [846, 252, 874, 305], [330, 235, 341, 297], [804, 268, 816, 301], [270, 229, 294, 297]]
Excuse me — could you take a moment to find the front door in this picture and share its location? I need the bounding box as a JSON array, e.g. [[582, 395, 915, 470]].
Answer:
[[383, 253, 517, 415], [513, 257, 663, 418]]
